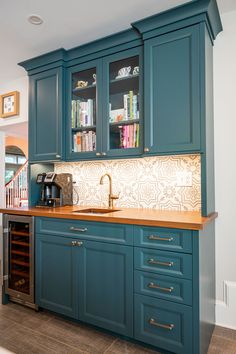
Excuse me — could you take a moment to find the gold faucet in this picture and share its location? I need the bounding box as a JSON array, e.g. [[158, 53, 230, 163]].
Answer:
[[99, 173, 119, 209]]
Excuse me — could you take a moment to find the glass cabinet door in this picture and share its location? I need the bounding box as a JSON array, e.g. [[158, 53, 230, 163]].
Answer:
[[67, 61, 102, 159], [103, 49, 142, 157]]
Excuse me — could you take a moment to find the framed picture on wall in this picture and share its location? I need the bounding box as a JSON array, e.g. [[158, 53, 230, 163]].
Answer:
[[0, 91, 19, 118]]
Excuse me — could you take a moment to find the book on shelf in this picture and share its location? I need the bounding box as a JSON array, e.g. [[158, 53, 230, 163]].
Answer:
[[71, 99, 95, 128], [73, 131, 96, 152], [119, 123, 139, 149]]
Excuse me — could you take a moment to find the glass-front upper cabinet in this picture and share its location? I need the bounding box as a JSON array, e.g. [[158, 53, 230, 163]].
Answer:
[[66, 48, 142, 160], [66, 60, 103, 160], [102, 48, 142, 157]]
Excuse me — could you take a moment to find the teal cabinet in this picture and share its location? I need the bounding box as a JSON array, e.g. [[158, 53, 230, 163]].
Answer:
[[144, 25, 200, 154], [134, 294, 193, 354], [29, 67, 64, 162], [36, 233, 77, 318], [35, 218, 133, 336], [77, 240, 133, 336], [66, 47, 142, 160]]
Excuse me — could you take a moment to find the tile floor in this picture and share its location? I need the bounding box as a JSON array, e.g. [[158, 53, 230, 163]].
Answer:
[[0, 301, 235, 354]]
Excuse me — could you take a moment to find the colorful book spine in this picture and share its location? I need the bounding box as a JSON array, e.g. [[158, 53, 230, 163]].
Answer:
[[129, 91, 133, 119]]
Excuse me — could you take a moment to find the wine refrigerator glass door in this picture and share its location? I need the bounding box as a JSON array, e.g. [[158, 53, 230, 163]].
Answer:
[[3, 215, 34, 305]]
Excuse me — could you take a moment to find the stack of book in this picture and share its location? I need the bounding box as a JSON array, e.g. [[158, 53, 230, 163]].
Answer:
[[124, 91, 139, 120], [73, 131, 96, 152], [109, 91, 139, 123], [71, 99, 94, 128], [120, 123, 139, 148]]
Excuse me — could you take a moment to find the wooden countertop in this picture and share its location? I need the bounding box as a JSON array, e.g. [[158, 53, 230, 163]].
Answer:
[[0, 206, 217, 230]]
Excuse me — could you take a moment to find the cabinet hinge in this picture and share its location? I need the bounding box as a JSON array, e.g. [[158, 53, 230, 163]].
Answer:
[[3, 228, 9, 233], [3, 275, 8, 281]]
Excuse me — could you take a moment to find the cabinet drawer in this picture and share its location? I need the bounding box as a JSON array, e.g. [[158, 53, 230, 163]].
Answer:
[[134, 270, 192, 305], [134, 226, 192, 253], [134, 247, 192, 279], [134, 294, 192, 354], [36, 218, 133, 245]]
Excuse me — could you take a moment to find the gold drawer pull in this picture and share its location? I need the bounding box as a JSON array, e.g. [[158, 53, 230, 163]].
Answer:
[[148, 235, 173, 242], [149, 318, 174, 331], [70, 227, 88, 232], [148, 258, 173, 267], [148, 282, 174, 293]]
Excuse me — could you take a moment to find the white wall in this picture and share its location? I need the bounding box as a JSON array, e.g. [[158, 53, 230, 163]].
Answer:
[[0, 76, 28, 128], [214, 10, 236, 329]]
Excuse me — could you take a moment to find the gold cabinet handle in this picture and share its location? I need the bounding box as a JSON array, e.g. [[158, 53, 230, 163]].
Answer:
[[70, 227, 88, 232], [56, 154, 61, 158], [148, 282, 174, 293], [144, 147, 150, 152], [71, 240, 77, 246], [149, 318, 174, 331], [76, 241, 83, 247], [148, 235, 174, 242], [148, 258, 173, 267], [96, 152, 101, 156], [102, 152, 107, 156]]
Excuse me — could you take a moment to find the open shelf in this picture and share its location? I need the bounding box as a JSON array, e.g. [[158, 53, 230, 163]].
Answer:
[[72, 125, 96, 132], [110, 75, 139, 95], [73, 84, 96, 99], [110, 118, 139, 128]]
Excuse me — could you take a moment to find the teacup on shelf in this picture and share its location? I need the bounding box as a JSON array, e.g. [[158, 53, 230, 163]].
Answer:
[[116, 66, 131, 79], [133, 66, 139, 75]]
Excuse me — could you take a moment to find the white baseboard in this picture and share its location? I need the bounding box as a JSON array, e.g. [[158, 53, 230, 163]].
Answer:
[[215, 281, 236, 329]]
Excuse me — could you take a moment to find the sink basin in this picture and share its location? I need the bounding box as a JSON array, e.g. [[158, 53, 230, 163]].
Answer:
[[73, 208, 121, 214]]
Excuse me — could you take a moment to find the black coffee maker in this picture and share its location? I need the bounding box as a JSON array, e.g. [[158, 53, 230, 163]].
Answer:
[[36, 172, 73, 207]]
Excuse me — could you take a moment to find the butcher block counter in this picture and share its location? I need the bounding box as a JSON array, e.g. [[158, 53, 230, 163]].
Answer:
[[0, 205, 217, 230]]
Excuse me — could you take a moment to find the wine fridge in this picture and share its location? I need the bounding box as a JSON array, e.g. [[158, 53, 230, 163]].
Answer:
[[3, 214, 36, 309]]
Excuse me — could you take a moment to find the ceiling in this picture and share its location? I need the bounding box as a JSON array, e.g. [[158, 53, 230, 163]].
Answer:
[[0, 0, 235, 85]]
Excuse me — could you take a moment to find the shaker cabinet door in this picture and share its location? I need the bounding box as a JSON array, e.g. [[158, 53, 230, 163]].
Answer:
[[144, 25, 200, 154], [29, 67, 64, 162], [36, 234, 77, 318], [77, 240, 133, 336]]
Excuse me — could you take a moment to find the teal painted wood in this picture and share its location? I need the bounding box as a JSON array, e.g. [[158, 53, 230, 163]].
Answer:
[[18, 48, 66, 75], [134, 226, 192, 253], [65, 59, 103, 160], [36, 233, 77, 318], [134, 247, 192, 279], [29, 67, 64, 162], [134, 270, 192, 306], [36, 217, 133, 245], [77, 240, 133, 336], [134, 294, 193, 354], [132, 0, 222, 41], [28, 163, 53, 206], [144, 25, 201, 155], [101, 47, 143, 157], [200, 24, 215, 216], [192, 224, 215, 354]]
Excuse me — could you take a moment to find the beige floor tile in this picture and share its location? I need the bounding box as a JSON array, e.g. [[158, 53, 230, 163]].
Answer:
[[214, 326, 236, 342], [0, 323, 83, 354], [104, 338, 161, 354], [208, 335, 236, 354], [35, 315, 115, 354]]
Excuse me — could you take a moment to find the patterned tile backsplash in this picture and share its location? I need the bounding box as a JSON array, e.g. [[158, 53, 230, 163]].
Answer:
[[55, 154, 201, 211]]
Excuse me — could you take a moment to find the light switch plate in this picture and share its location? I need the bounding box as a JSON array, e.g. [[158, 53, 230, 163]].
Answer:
[[176, 171, 192, 187]]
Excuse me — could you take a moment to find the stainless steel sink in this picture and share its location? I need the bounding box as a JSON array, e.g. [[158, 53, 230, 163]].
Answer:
[[73, 208, 121, 214]]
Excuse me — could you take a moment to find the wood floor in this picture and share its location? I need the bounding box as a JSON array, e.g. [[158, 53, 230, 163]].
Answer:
[[0, 301, 235, 354]]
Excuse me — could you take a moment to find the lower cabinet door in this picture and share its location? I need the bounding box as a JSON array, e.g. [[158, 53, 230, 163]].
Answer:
[[134, 294, 192, 354], [77, 240, 133, 336], [36, 234, 77, 318]]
